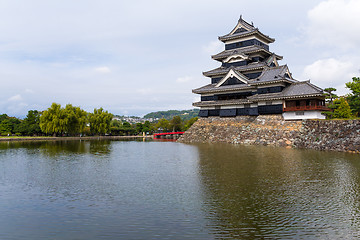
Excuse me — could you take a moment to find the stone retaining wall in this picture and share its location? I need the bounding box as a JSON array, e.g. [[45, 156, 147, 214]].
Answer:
[[293, 119, 360, 153], [178, 115, 360, 153]]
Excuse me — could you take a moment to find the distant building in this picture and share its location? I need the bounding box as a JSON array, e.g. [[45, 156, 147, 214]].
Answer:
[[193, 16, 327, 120]]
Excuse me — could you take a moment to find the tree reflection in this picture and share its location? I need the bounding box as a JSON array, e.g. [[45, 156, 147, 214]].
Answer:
[[89, 140, 111, 156], [0, 140, 112, 157]]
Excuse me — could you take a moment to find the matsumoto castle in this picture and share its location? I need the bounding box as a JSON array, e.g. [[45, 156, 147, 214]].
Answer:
[[193, 16, 327, 120]]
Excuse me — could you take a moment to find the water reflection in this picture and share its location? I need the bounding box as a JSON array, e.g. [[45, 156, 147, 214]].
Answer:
[[195, 143, 360, 239], [1, 140, 360, 239], [0, 140, 212, 239], [0, 140, 113, 157]]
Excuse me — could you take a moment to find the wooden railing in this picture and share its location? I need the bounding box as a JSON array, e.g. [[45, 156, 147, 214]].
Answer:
[[283, 105, 330, 112]]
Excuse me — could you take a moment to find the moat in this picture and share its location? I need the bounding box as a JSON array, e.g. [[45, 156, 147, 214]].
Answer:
[[1, 140, 360, 239]]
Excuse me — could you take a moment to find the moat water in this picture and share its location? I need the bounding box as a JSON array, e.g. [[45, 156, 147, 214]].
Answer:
[[0, 140, 359, 239]]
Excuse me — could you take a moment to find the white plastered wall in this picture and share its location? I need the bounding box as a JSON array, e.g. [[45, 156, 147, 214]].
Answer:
[[282, 111, 326, 120]]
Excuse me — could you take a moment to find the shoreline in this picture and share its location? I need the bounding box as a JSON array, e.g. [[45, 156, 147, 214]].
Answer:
[[178, 115, 360, 154], [0, 135, 153, 142]]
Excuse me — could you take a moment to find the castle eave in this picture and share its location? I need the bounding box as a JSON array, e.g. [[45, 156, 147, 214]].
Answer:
[[193, 84, 255, 94], [193, 99, 253, 107], [211, 45, 272, 60], [249, 79, 296, 86], [203, 63, 266, 77], [219, 29, 275, 43], [249, 93, 324, 102]]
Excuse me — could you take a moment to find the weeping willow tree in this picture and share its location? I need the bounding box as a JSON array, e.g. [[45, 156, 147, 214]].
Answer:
[[40, 103, 88, 136], [88, 108, 113, 135], [63, 104, 88, 135], [40, 103, 67, 136]]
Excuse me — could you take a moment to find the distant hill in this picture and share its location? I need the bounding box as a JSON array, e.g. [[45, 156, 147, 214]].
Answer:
[[144, 109, 199, 121]]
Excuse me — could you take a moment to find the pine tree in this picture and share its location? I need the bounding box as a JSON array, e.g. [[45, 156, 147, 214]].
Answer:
[[332, 98, 353, 119]]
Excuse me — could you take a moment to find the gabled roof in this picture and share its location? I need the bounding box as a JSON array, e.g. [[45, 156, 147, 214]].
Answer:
[[281, 81, 323, 97], [215, 68, 249, 87], [218, 16, 274, 43], [265, 54, 279, 67], [249, 65, 297, 85], [248, 81, 324, 101], [229, 15, 256, 33]]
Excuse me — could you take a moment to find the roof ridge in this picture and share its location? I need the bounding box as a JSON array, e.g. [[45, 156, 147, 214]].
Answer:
[[253, 66, 268, 81], [292, 80, 309, 85], [238, 15, 255, 29], [305, 81, 324, 92]]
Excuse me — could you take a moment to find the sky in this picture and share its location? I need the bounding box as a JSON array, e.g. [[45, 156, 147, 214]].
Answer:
[[0, 0, 359, 118]]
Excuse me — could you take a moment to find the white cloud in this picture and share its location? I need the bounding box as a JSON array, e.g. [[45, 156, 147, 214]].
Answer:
[[302, 58, 358, 94], [202, 40, 223, 55], [8, 94, 22, 101], [94, 66, 111, 73], [25, 89, 34, 94], [136, 88, 153, 95], [176, 76, 193, 83], [306, 0, 360, 49]]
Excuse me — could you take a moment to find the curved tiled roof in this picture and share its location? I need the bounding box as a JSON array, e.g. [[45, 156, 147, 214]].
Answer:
[[249, 65, 298, 84], [248, 81, 324, 101], [219, 29, 275, 43], [193, 80, 324, 105], [192, 83, 255, 94], [281, 81, 323, 96], [203, 62, 266, 77], [217, 16, 274, 43], [195, 65, 306, 95], [211, 45, 274, 60], [193, 99, 253, 107]]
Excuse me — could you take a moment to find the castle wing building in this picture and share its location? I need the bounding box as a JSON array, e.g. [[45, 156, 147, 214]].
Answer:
[[193, 16, 327, 120]]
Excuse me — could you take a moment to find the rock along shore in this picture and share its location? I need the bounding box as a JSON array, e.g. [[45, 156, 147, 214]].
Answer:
[[178, 115, 360, 153]]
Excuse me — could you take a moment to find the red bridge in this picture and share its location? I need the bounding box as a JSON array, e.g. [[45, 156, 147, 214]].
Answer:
[[153, 132, 185, 139]]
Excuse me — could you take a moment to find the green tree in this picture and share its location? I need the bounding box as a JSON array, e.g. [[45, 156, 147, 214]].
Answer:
[[346, 77, 360, 116], [323, 87, 338, 104], [64, 104, 88, 135], [169, 116, 183, 132], [332, 98, 353, 119], [0, 115, 12, 134], [0, 114, 8, 122], [184, 117, 198, 130], [0, 116, 21, 135], [142, 120, 152, 134], [88, 108, 113, 135], [18, 110, 42, 136], [135, 122, 143, 134], [110, 119, 122, 135], [120, 121, 135, 135], [155, 118, 170, 132], [40, 103, 68, 136]]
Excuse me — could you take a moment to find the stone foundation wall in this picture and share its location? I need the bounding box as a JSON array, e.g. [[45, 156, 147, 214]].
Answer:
[[178, 115, 360, 153], [293, 119, 360, 153]]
